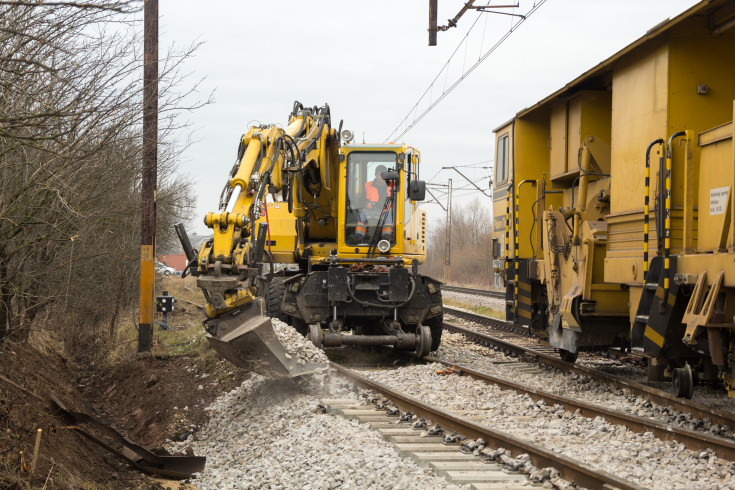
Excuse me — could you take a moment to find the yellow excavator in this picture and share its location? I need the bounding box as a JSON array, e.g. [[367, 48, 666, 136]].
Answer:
[[176, 102, 443, 376]]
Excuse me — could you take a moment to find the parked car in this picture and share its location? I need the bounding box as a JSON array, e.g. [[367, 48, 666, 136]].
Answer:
[[155, 262, 175, 276]]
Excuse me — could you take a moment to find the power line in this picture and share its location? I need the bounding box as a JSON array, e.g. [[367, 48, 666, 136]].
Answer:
[[389, 0, 492, 143], [442, 166, 491, 197], [453, 189, 491, 199], [424, 177, 493, 200], [385, 0, 548, 142], [425, 160, 493, 184], [465, 162, 493, 168]]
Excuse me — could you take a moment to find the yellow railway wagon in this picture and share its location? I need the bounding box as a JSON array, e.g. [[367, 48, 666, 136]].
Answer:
[[491, 0, 735, 396]]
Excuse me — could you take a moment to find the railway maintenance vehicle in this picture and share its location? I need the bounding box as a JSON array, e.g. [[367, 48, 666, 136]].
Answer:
[[177, 102, 443, 376], [492, 0, 735, 398]]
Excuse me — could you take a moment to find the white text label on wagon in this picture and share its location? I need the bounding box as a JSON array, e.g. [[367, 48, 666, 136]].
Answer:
[[710, 186, 730, 216]]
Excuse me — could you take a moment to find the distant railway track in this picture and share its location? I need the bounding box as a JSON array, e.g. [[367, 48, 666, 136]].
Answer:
[[442, 305, 529, 336], [440, 285, 504, 299], [440, 311, 735, 430], [330, 362, 639, 490]]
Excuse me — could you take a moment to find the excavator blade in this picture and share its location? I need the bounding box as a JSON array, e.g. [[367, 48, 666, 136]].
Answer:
[[205, 299, 323, 378]]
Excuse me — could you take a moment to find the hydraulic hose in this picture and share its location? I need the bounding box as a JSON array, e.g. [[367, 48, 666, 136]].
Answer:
[[367, 192, 394, 258]]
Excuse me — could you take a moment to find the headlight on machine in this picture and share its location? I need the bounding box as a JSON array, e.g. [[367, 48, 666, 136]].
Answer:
[[377, 239, 391, 253], [341, 129, 354, 142]]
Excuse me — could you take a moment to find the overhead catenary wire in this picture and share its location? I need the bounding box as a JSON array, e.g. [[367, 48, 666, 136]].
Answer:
[[422, 160, 493, 209], [425, 178, 492, 194], [385, 0, 547, 142], [389, 0, 493, 143], [425, 159, 493, 184]]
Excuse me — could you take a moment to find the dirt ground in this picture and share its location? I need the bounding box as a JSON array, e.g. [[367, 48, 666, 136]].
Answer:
[[0, 276, 249, 489]]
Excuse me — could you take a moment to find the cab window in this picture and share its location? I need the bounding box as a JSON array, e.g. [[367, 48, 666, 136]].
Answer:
[[344, 152, 398, 246], [496, 134, 509, 184]]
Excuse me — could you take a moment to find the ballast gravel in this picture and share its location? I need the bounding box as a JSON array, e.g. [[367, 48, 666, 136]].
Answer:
[[271, 317, 329, 364], [358, 362, 735, 490], [437, 328, 735, 441], [166, 319, 464, 490], [168, 374, 463, 490]]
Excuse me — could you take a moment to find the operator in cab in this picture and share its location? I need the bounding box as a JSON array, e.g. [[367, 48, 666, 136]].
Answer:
[[353, 164, 394, 243]]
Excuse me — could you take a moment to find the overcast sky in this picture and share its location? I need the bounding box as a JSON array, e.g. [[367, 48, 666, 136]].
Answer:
[[159, 0, 697, 234]]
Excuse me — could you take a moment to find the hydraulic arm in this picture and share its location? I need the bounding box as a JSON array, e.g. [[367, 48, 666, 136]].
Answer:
[[197, 103, 337, 318]]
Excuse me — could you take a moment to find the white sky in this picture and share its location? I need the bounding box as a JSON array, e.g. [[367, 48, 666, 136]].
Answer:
[[160, 0, 697, 234]]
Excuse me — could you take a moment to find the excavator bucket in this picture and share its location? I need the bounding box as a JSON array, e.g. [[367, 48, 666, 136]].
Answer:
[[205, 299, 323, 378]]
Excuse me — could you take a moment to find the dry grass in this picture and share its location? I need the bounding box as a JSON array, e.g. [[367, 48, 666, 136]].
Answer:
[[104, 275, 210, 365]]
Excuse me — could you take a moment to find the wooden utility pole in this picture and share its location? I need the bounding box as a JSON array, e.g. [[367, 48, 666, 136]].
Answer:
[[139, 0, 158, 352], [429, 0, 438, 46]]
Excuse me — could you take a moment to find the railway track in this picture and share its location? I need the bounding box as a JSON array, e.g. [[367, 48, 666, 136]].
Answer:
[[443, 305, 529, 336], [330, 362, 640, 490], [441, 285, 504, 299], [440, 308, 735, 431], [424, 356, 735, 461]]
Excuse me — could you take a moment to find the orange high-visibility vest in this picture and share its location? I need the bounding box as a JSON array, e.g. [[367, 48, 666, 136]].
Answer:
[[365, 180, 391, 203]]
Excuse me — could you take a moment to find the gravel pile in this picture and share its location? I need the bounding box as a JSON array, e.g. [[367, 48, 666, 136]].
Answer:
[[359, 363, 735, 489], [438, 329, 735, 441], [442, 291, 504, 311], [271, 317, 329, 365], [167, 373, 463, 489]]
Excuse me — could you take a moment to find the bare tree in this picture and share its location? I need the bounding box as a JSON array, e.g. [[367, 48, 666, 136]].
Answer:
[[422, 197, 494, 287], [0, 2, 207, 346]]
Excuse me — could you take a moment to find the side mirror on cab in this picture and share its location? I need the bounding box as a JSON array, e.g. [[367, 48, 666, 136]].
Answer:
[[409, 180, 426, 201]]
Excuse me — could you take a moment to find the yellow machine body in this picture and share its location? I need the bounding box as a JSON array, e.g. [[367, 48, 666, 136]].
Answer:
[[491, 0, 735, 393], [184, 102, 441, 375]]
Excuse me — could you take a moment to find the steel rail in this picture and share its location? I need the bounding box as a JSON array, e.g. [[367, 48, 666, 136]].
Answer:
[[425, 357, 735, 461], [442, 285, 505, 299], [330, 362, 641, 490], [443, 319, 735, 430], [442, 305, 529, 335]]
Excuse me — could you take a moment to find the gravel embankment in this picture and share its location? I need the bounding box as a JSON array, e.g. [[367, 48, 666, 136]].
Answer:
[[167, 319, 465, 490], [358, 363, 735, 490]]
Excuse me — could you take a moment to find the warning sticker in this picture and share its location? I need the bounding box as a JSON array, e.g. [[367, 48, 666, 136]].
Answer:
[[710, 186, 730, 216]]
